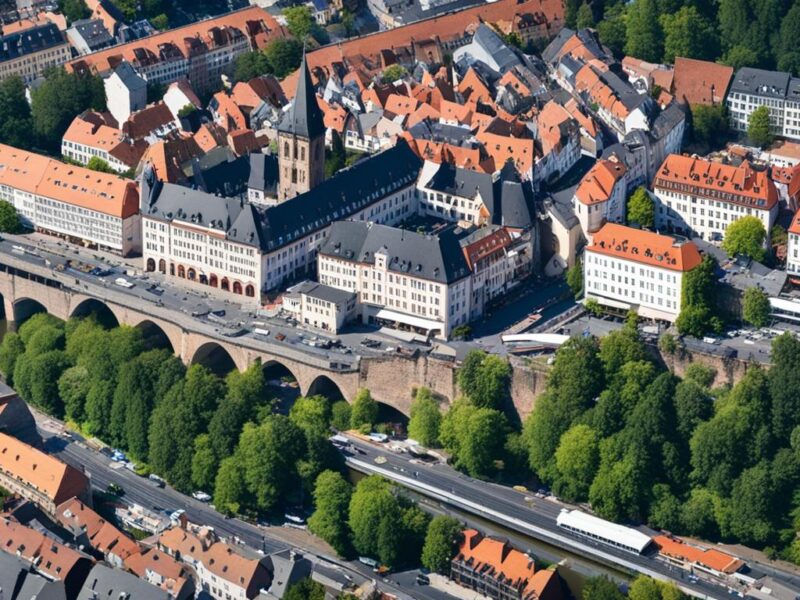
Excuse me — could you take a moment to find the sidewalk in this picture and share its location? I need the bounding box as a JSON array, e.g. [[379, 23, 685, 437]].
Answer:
[[429, 574, 490, 600]]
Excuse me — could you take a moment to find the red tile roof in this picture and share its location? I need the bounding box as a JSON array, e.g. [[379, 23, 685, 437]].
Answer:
[[654, 154, 778, 211], [671, 58, 733, 106], [575, 157, 626, 206], [588, 223, 702, 272], [0, 517, 89, 581], [654, 535, 744, 574]]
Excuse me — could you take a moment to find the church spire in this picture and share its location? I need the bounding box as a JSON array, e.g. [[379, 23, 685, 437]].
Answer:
[[278, 50, 325, 140]]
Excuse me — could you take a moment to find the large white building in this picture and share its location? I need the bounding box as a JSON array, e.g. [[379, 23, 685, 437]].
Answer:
[[653, 154, 779, 243], [787, 209, 800, 280], [0, 23, 71, 84], [727, 67, 800, 140], [318, 221, 474, 338], [140, 140, 422, 297], [584, 223, 702, 322], [0, 144, 141, 255]]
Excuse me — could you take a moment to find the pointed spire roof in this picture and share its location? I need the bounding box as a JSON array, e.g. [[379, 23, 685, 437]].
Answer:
[[278, 51, 325, 139]]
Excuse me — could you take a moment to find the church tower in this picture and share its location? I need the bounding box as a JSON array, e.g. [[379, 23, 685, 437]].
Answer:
[[277, 53, 326, 201]]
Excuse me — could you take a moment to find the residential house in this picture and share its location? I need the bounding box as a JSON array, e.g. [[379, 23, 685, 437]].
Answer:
[[104, 61, 147, 127], [62, 112, 147, 173], [671, 57, 732, 106], [572, 155, 627, 237], [77, 564, 172, 600], [125, 547, 195, 599], [65, 18, 114, 55], [726, 67, 800, 140], [0, 23, 70, 83]]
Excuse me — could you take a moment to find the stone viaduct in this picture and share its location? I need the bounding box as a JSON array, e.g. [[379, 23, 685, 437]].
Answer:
[[0, 255, 459, 415]]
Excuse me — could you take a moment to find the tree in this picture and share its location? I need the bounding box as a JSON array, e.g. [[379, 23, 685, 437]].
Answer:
[[191, 434, 218, 491], [770, 333, 800, 443], [150, 13, 168, 30], [722, 45, 760, 70], [564, 0, 581, 27], [677, 255, 719, 337], [285, 579, 325, 600], [421, 516, 463, 574], [233, 51, 272, 82], [722, 215, 767, 262], [86, 157, 115, 173], [660, 6, 718, 63], [309, 470, 353, 556], [628, 577, 663, 600], [566, 260, 583, 299], [582, 576, 625, 600], [58, 365, 90, 423], [264, 39, 303, 78], [381, 64, 407, 83], [348, 476, 399, 559], [408, 388, 441, 447], [691, 104, 728, 148], [25, 350, 71, 417], [627, 187, 655, 229], [576, 3, 594, 28], [554, 424, 600, 501], [743, 287, 771, 327], [330, 400, 351, 431], [350, 389, 378, 430], [325, 131, 346, 178], [284, 6, 316, 40], [31, 69, 105, 152], [456, 351, 510, 410], [0, 76, 32, 151], [0, 333, 25, 383], [213, 456, 247, 516], [0, 200, 20, 233], [237, 415, 306, 512], [597, 4, 626, 58], [624, 0, 663, 63], [441, 401, 508, 478], [58, 0, 90, 23], [722, 462, 777, 545], [748, 106, 773, 148]]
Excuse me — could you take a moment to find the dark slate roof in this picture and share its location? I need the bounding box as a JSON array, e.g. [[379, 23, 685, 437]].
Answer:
[[248, 152, 279, 194], [729, 67, 792, 99], [320, 221, 471, 283], [423, 161, 494, 203], [602, 67, 653, 112], [542, 27, 574, 65], [290, 280, 354, 304], [70, 19, 114, 50], [112, 61, 146, 92], [651, 102, 685, 140], [278, 53, 326, 139], [470, 23, 520, 73], [141, 139, 422, 253], [420, 161, 536, 229], [191, 153, 251, 197], [0, 23, 65, 63], [77, 564, 170, 600]]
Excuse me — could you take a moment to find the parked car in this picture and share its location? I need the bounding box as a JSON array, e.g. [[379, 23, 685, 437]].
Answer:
[[106, 483, 124, 496], [192, 491, 212, 502], [148, 474, 165, 487]]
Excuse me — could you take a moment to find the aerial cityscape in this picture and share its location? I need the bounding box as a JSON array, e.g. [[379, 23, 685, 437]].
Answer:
[[0, 0, 800, 598]]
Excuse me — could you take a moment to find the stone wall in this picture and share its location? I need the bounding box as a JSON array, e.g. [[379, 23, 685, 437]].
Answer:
[[359, 355, 458, 415], [651, 343, 752, 388], [509, 358, 548, 420]]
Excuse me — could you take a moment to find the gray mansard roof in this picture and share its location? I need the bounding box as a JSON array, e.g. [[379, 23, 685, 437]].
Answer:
[[141, 139, 422, 254], [729, 67, 798, 99], [77, 565, 170, 600], [420, 161, 537, 229], [247, 152, 279, 194], [0, 23, 65, 63], [320, 221, 471, 284]]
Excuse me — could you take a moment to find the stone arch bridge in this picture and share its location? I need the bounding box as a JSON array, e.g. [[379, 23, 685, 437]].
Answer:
[[0, 256, 458, 415]]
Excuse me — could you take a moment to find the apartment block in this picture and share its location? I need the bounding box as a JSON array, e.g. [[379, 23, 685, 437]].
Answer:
[[727, 67, 800, 140], [0, 23, 71, 83]]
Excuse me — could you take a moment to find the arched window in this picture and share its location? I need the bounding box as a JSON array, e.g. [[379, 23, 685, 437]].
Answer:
[[221, 278, 230, 291], [245, 284, 255, 297], [177, 265, 186, 278], [233, 281, 243, 294], [284, 142, 290, 157], [146, 258, 156, 272]]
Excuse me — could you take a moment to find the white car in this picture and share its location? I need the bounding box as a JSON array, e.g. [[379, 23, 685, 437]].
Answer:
[[192, 491, 212, 502]]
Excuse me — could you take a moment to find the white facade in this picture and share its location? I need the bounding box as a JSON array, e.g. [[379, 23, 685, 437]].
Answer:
[[584, 246, 685, 321], [416, 161, 491, 225], [788, 214, 800, 278], [61, 137, 132, 173], [143, 218, 261, 297], [104, 65, 147, 126], [533, 132, 580, 183]]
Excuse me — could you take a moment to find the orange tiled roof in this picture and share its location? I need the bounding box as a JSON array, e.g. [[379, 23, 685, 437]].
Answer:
[[789, 207, 800, 236], [655, 154, 778, 211], [0, 517, 88, 580], [63, 114, 146, 168], [463, 228, 513, 269], [91, 521, 139, 561], [158, 527, 265, 590], [122, 103, 175, 140], [575, 64, 630, 121], [563, 98, 598, 137], [318, 97, 347, 132], [56, 497, 107, 540], [212, 92, 248, 132], [537, 100, 574, 155], [575, 157, 626, 205], [384, 94, 419, 116], [141, 136, 203, 183], [440, 99, 473, 124], [0, 432, 90, 504], [125, 548, 191, 597], [672, 57, 733, 106], [654, 535, 744, 574], [476, 129, 534, 175], [228, 129, 261, 155], [588, 223, 702, 272], [67, 6, 285, 75], [456, 530, 562, 600], [407, 102, 440, 128], [193, 123, 227, 153]]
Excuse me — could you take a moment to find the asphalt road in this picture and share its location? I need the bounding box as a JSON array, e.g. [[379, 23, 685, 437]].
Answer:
[[35, 420, 460, 600], [340, 435, 800, 600]]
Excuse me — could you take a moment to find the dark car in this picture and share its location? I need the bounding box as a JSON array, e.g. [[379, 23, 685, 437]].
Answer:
[[416, 574, 430, 586], [106, 483, 125, 496]]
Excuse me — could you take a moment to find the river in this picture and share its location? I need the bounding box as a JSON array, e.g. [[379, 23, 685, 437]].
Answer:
[[346, 468, 632, 600]]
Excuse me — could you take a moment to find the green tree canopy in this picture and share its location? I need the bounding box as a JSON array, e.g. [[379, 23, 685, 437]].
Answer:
[[264, 39, 303, 78], [350, 388, 378, 430], [660, 6, 718, 63], [0, 76, 33, 150], [627, 187, 655, 229], [722, 215, 767, 262], [309, 470, 353, 556], [624, 0, 663, 62], [582, 576, 625, 600], [58, 0, 90, 23], [457, 350, 511, 410], [381, 64, 407, 83], [408, 387, 442, 447], [554, 424, 600, 501], [743, 287, 771, 328], [748, 106, 773, 148], [421, 516, 463, 574], [567, 260, 584, 299]]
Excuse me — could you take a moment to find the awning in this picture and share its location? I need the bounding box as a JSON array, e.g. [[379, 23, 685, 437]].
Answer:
[[373, 308, 443, 332], [588, 296, 631, 310]]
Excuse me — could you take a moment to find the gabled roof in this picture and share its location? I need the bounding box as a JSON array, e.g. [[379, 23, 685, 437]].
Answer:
[[278, 52, 326, 139], [574, 157, 626, 205], [672, 57, 733, 106], [77, 564, 170, 600], [654, 536, 744, 574]]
